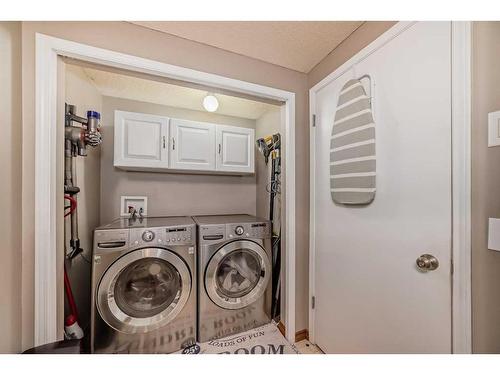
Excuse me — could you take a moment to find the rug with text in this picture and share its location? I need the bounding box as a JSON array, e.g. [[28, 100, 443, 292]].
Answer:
[[178, 323, 299, 354]]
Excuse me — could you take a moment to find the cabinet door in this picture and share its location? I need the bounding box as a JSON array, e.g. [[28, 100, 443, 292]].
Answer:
[[170, 119, 216, 171], [216, 125, 255, 173], [114, 111, 169, 170]]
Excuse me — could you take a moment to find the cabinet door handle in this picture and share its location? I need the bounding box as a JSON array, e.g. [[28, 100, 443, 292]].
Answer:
[[218, 144, 221, 154], [172, 138, 175, 150], [162, 136, 166, 149]]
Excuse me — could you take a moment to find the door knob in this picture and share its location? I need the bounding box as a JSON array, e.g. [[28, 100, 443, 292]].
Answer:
[[416, 254, 439, 271]]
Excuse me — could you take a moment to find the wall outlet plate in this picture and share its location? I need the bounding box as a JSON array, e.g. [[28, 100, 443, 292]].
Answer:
[[120, 196, 148, 217], [488, 110, 500, 147]]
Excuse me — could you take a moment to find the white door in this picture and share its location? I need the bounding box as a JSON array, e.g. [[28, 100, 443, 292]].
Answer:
[[170, 119, 216, 171], [312, 22, 452, 353], [216, 125, 255, 173], [114, 110, 169, 170]]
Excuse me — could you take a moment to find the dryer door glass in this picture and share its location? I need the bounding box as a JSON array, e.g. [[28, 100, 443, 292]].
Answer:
[[215, 249, 261, 298], [114, 258, 181, 318], [205, 240, 271, 310]]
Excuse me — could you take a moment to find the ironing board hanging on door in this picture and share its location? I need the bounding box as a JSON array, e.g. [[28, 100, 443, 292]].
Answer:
[[330, 76, 376, 205]]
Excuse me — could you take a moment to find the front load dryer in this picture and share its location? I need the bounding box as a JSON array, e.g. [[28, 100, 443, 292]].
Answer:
[[91, 216, 196, 353], [193, 214, 272, 342]]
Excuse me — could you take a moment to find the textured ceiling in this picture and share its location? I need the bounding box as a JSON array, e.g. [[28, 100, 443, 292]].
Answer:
[[131, 21, 364, 73], [73, 65, 278, 120]]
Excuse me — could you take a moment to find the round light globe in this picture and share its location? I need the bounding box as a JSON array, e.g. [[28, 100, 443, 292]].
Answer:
[[203, 95, 219, 112]]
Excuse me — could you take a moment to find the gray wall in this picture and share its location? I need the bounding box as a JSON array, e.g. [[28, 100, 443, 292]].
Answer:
[[0, 21, 22, 354], [100, 96, 258, 223], [471, 21, 500, 353]]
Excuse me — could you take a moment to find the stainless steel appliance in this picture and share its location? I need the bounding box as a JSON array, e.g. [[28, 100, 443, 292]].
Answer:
[[91, 217, 196, 353], [193, 214, 272, 342]]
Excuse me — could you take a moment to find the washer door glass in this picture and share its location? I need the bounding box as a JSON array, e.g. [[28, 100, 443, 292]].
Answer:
[[97, 248, 191, 334], [114, 258, 181, 318], [205, 240, 271, 310], [215, 250, 261, 299]]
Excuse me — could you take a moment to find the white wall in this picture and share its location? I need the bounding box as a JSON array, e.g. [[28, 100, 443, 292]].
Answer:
[[100, 96, 258, 223], [0, 21, 22, 353], [64, 64, 103, 331]]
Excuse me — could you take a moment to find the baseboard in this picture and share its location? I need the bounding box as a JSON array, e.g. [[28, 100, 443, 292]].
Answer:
[[295, 329, 309, 342], [277, 321, 309, 343]]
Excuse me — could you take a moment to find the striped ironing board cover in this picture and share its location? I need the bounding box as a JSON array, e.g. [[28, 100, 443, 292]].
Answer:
[[330, 78, 376, 205]]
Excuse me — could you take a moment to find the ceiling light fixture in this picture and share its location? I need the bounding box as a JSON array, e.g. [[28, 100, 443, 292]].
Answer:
[[203, 94, 219, 112]]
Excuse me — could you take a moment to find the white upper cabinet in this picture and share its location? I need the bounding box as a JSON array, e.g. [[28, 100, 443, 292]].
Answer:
[[169, 118, 216, 171], [216, 125, 255, 173], [114, 110, 169, 170], [114, 110, 255, 175]]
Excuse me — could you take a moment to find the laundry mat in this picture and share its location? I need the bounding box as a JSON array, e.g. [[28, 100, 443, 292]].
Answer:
[[177, 323, 299, 354]]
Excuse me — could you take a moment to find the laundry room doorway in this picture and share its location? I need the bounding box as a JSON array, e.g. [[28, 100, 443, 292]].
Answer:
[[34, 33, 297, 347]]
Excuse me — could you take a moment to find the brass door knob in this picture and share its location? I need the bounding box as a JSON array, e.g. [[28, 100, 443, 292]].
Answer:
[[416, 254, 439, 271]]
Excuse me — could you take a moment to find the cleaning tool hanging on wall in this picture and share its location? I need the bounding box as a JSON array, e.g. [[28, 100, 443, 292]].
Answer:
[[64, 103, 102, 259], [330, 76, 376, 205], [63, 103, 103, 341], [256, 133, 281, 320], [63, 264, 83, 340]]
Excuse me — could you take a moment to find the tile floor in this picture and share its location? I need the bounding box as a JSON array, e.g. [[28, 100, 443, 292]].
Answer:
[[295, 340, 324, 354]]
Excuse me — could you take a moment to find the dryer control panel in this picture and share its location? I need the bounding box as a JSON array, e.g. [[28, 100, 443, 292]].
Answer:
[[198, 220, 271, 243], [226, 222, 271, 239]]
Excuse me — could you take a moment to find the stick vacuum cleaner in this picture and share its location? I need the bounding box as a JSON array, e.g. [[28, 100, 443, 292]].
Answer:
[[256, 133, 281, 320]]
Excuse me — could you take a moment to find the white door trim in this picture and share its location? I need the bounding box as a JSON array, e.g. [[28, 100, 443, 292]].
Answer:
[[308, 21, 472, 353], [35, 33, 296, 345], [450, 21, 472, 354]]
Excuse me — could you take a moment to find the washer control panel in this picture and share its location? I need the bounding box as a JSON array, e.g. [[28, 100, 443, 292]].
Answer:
[[164, 226, 194, 245], [130, 225, 194, 247]]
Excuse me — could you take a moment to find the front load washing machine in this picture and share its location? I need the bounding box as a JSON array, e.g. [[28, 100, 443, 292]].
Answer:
[[91, 216, 196, 353], [193, 214, 272, 342]]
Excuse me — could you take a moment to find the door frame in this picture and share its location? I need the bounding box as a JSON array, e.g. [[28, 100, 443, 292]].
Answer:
[[34, 33, 296, 345], [308, 21, 472, 353]]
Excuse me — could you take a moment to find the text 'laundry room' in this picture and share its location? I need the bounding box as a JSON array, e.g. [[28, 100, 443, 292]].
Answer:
[[61, 60, 286, 353]]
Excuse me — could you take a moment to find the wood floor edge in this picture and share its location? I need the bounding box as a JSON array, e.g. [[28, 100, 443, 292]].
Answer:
[[277, 321, 286, 337], [277, 321, 309, 343]]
